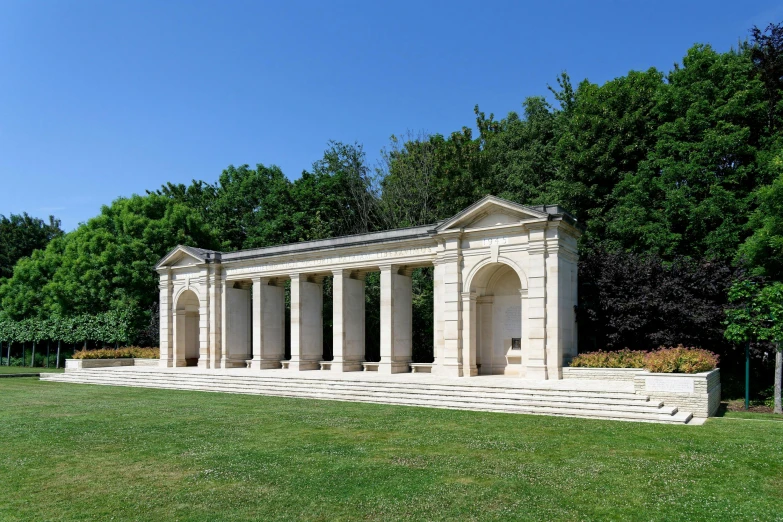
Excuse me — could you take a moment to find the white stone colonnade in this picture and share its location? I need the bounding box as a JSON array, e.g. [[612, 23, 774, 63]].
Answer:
[[156, 196, 581, 379]]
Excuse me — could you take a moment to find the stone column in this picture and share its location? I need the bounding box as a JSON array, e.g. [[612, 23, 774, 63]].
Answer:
[[332, 270, 365, 372], [461, 291, 478, 376], [438, 233, 463, 377], [158, 270, 173, 368], [289, 274, 322, 370], [221, 282, 251, 368], [250, 277, 285, 369], [526, 223, 548, 380], [379, 265, 412, 374]]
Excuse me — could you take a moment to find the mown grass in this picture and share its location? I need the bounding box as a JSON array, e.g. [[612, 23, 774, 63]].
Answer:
[[0, 379, 781, 521], [0, 366, 64, 374]]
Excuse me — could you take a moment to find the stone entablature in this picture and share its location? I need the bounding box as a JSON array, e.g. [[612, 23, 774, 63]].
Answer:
[[155, 196, 581, 379]]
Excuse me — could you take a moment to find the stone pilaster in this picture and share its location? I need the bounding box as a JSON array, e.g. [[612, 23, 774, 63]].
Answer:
[[438, 232, 463, 377], [158, 270, 173, 368], [461, 291, 478, 376], [432, 260, 444, 367], [526, 223, 548, 380]]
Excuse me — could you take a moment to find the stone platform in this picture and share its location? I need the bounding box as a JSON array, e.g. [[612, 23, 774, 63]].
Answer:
[[40, 366, 703, 425]]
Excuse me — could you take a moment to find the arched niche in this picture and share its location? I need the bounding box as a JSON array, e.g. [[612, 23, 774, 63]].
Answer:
[[174, 289, 200, 366], [470, 263, 525, 376]]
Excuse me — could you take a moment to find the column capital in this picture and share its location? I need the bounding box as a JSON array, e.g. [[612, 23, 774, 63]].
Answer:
[[461, 291, 477, 302]]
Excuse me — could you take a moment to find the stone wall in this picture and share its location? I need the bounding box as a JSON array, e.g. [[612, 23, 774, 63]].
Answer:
[[563, 367, 721, 418], [65, 358, 158, 372], [562, 367, 640, 382], [633, 369, 721, 418]]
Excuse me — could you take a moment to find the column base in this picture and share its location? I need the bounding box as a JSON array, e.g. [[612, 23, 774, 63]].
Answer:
[[250, 358, 282, 370], [221, 360, 247, 369], [287, 360, 320, 371], [526, 364, 549, 380], [159, 359, 174, 368], [377, 361, 411, 374], [463, 365, 478, 377], [436, 364, 463, 377], [329, 361, 364, 372]]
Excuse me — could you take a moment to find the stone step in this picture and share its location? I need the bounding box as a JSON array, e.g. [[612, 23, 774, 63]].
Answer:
[[53, 372, 663, 410], [68, 369, 643, 400], [46, 373, 675, 415], [42, 373, 692, 424], [41, 372, 691, 423], [64, 370, 649, 399]]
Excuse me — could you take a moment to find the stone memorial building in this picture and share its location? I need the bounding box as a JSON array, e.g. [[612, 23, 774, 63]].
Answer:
[[155, 195, 580, 379]]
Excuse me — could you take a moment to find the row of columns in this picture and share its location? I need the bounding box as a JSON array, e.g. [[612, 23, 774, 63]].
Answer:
[[241, 264, 414, 374]]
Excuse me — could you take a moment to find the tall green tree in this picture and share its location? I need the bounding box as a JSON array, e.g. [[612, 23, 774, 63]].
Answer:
[[0, 194, 219, 341], [0, 213, 63, 280], [605, 44, 767, 258], [725, 280, 783, 414]]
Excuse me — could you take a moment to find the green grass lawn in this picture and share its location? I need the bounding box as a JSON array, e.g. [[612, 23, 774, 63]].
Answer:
[[0, 366, 64, 374], [1, 379, 780, 522]]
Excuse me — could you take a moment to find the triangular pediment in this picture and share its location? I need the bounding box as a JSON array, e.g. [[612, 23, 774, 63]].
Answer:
[[155, 245, 214, 270], [435, 196, 549, 231]]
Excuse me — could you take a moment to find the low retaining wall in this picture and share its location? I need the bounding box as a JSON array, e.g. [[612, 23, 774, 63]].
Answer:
[[65, 358, 158, 372], [563, 367, 721, 418], [634, 369, 721, 418], [562, 367, 640, 382]]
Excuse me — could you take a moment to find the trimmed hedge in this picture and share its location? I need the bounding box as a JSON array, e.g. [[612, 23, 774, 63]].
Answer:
[[72, 347, 160, 360], [570, 345, 719, 374], [0, 312, 133, 344]]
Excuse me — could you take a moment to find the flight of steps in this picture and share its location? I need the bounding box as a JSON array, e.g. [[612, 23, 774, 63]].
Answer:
[[40, 369, 695, 424]]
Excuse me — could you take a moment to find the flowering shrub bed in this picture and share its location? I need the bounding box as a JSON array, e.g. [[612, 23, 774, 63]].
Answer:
[[570, 345, 718, 374], [72, 347, 160, 360], [569, 349, 646, 369]]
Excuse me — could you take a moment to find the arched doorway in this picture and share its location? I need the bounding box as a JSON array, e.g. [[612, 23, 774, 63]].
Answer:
[[470, 263, 524, 376], [174, 289, 200, 367]]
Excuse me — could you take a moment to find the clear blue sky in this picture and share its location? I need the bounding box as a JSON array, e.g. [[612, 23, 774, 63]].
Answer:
[[1, 1, 780, 231]]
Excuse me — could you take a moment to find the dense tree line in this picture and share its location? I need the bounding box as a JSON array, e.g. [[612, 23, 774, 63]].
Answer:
[[1, 24, 782, 396]]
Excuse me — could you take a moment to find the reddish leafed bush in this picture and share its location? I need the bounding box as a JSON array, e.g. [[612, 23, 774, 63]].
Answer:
[[570, 346, 718, 373], [643, 345, 719, 374], [73, 346, 160, 360], [569, 349, 646, 369]]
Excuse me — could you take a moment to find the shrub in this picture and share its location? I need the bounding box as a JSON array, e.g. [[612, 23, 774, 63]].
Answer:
[[569, 349, 646, 369], [643, 345, 719, 374], [570, 346, 719, 373], [72, 346, 160, 360]]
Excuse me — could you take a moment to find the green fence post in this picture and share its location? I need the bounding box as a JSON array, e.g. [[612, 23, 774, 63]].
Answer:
[[745, 341, 751, 411]]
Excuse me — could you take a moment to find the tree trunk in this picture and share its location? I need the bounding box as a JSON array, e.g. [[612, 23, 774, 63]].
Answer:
[[30, 341, 36, 368], [56, 340, 61, 370], [46, 341, 50, 368], [775, 345, 782, 415]]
